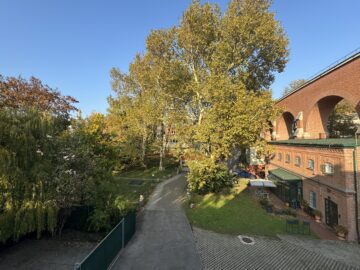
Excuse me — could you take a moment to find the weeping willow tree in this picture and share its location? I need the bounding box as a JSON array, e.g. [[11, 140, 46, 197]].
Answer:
[[0, 109, 60, 242]]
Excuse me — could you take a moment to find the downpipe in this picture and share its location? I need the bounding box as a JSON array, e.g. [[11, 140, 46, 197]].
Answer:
[[353, 147, 360, 244]]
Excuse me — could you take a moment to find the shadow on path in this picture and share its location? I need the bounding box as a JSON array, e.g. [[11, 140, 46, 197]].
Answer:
[[111, 174, 203, 270]]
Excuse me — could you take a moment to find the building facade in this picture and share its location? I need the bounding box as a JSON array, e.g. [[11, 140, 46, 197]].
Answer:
[[268, 139, 360, 241]]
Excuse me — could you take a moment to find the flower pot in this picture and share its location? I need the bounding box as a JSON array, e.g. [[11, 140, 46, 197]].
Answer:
[[315, 215, 321, 223], [337, 232, 345, 240]]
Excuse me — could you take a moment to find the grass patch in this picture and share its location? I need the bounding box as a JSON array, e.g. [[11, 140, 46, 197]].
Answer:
[[114, 158, 178, 205], [118, 158, 178, 180], [186, 180, 316, 238]]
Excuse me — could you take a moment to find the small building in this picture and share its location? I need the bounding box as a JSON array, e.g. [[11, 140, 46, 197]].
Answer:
[[268, 138, 360, 241]]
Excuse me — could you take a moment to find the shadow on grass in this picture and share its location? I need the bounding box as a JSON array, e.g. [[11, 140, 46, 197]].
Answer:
[[186, 180, 317, 238]]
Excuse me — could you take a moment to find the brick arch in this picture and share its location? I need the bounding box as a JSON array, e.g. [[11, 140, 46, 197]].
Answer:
[[303, 89, 360, 138], [275, 53, 360, 139], [276, 111, 295, 140]]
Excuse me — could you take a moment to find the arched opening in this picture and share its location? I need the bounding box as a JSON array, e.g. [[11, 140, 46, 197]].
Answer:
[[276, 112, 295, 140], [327, 100, 359, 138], [305, 95, 359, 139]]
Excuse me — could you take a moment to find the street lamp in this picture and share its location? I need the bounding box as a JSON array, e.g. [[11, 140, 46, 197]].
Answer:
[[356, 126, 360, 146], [354, 125, 360, 243]]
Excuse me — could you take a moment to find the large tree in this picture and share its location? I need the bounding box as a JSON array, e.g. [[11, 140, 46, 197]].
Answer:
[[282, 79, 306, 97], [108, 0, 288, 168], [0, 75, 78, 118]]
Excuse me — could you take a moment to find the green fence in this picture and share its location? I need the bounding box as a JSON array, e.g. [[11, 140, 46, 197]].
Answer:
[[74, 211, 136, 270]]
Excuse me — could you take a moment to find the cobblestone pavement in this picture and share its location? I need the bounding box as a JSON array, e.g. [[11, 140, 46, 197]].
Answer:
[[193, 227, 360, 270]]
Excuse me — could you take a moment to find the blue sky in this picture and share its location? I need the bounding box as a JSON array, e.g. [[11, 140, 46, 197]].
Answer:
[[1, 0, 360, 116]]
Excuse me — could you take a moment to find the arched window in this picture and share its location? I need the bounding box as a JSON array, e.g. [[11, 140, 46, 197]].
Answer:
[[295, 156, 301, 167], [278, 153, 282, 161]]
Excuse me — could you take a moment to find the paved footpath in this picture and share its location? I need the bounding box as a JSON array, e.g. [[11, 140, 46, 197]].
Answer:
[[111, 174, 203, 270]]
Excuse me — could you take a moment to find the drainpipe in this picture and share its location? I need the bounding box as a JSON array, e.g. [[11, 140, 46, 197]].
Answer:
[[353, 145, 360, 244]]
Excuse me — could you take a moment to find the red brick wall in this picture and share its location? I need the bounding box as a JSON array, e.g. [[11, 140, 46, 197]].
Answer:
[[275, 56, 360, 139], [270, 144, 359, 241]]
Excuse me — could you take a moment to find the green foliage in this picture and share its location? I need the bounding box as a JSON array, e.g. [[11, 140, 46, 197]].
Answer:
[[313, 209, 322, 218], [328, 100, 358, 138], [335, 225, 348, 236], [0, 108, 126, 242], [187, 159, 236, 194], [108, 0, 287, 168], [282, 79, 307, 96]]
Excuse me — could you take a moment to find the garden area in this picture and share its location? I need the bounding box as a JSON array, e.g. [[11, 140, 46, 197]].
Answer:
[[113, 158, 179, 205], [0, 75, 179, 250], [186, 178, 317, 238]]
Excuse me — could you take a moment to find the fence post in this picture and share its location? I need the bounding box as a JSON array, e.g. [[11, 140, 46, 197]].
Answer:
[[121, 218, 125, 248]]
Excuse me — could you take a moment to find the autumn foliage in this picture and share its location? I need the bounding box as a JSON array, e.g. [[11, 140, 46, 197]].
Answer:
[[0, 75, 78, 116]]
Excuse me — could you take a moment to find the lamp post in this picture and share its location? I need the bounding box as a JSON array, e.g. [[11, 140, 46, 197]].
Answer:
[[355, 126, 360, 147], [354, 126, 360, 243]]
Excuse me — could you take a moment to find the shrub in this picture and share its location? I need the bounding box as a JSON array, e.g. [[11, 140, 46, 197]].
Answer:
[[300, 199, 309, 208], [313, 209, 322, 218], [187, 159, 235, 194], [335, 225, 348, 236], [274, 208, 296, 217], [282, 208, 297, 217], [259, 198, 270, 207]]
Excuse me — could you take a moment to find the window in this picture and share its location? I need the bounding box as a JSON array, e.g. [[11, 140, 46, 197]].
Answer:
[[309, 191, 316, 208], [278, 153, 282, 161], [295, 156, 301, 167], [307, 159, 315, 170], [285, 154, 291, 163], [321, 162, 334, 175]]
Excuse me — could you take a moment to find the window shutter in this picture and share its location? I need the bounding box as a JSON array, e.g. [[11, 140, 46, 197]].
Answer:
[[320, 164, 325, 173]]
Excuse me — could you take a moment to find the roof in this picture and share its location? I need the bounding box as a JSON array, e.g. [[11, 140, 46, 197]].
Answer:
[[269, 168, 301, 182], [269, 138, 360, 148], [277, 47, 360, 103], [249, 179, 276, 188]]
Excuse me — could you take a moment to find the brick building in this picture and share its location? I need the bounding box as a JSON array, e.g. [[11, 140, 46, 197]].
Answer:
[[268, 139, 359, 241], [268, 50, 360, 242]]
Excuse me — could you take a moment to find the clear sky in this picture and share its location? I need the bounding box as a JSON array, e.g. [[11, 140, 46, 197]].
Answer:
[[1, 0, 360, 116]]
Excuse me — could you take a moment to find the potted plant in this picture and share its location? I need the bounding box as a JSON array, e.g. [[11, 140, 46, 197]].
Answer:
[[335, 225, 348, 240], [313, 209, 322, 223], [300, 199, 308, 210]]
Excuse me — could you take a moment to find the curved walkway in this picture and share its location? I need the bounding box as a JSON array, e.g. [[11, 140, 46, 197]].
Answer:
[[111, 174, 203, 270]]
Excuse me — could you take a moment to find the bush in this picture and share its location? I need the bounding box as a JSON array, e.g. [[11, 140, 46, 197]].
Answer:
[[313, 209, 322, 218], [259, 198, 270, 207], [282, 208, 297, 217], [187, 159, 235, 194], [335, 225, 348, 236], [274, 208, 296, 217]]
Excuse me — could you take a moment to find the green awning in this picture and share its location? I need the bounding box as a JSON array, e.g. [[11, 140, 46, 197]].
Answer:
[[268, 168, 302, 182]]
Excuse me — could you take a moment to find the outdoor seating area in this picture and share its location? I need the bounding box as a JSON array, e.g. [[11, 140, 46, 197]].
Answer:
[[286, 219, 311, 235]]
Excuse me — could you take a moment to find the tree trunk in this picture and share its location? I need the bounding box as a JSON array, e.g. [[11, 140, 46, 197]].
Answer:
[[159, 123, 166, 171], [141, 131, 147, 168]]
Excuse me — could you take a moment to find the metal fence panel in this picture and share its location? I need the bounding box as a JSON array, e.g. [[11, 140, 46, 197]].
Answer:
[[74, 211, 136, 270], [124, 211, 136, 246]]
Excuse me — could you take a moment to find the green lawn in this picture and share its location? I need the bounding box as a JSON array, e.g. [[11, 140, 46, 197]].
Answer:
[[186, 180, 316, 237], [114, 158, 178, 204]]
